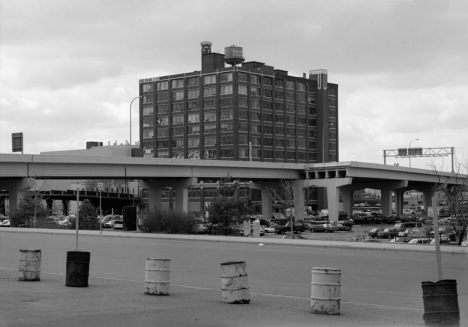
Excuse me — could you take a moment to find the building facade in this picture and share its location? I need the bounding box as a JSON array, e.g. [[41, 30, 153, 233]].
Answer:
[[139, 42, 338, 163]]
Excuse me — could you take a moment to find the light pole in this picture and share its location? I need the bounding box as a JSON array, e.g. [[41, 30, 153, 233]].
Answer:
[[322, 123, 333, 163], [129, 96, 142, 156], [409, 138, 419, 168]]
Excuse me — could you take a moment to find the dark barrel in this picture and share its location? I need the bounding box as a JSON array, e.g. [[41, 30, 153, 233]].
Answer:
[[66, 251, 90, 287], [421, 280, 459, 326]]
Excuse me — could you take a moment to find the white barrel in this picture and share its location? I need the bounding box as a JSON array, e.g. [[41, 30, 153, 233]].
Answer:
[[252, 221, 260, 238], [18, 249, 41, 281], [220, 261, 250, 304], [243, 221, 250, 236], [144, 257, 171, 295], [311, 267, 341, 315]]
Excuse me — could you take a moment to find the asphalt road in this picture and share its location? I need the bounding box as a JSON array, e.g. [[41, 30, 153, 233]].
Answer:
[[0, 230, 466, 327]]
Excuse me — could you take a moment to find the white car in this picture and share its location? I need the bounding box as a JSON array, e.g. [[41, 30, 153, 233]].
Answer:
[[264, 226, 276, 233], [1, 219, 10, 227], [113, 220, 124, 229]]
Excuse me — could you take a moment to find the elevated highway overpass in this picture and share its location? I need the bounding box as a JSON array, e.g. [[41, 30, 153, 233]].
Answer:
[[0, 153, 464, 221]]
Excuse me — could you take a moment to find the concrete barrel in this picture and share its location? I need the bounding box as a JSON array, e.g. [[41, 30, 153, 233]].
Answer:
[[18, 249, 41, 281], [220, 261, 250, 304], [311, 267, 341, 315], [144, 257, 171, 295]]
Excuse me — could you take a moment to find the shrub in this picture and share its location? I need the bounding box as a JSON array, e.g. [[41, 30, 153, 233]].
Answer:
[[140, 207, 197, 234]]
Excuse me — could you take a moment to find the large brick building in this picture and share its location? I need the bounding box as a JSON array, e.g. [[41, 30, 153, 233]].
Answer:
[[139, 42, 338, 163]]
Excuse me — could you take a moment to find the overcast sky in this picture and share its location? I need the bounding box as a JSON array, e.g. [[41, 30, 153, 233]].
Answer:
[[1, 0, 467, 172]]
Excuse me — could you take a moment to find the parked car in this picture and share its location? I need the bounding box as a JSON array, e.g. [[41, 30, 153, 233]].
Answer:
[[309, 224, 335, 233], [264, 225, 277, 233], [1, 219, 10, 227], [379, 228, 399, 239], [331, 223, 352, 232], [368, 228, 385, 238], [113, 220, 124, 230], [408, 238, 430, 244], [276, 222, 306, 234], [338, 218, 354, 227], [194, 224, 208, 234]]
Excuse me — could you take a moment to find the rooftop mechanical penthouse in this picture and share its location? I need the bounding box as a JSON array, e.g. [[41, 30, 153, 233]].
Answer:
[[139, 42, 338, 163]]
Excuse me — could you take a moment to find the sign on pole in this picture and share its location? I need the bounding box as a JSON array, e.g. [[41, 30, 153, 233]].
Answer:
[[98, 183, 103, 234], [12, 132, 23, 153]]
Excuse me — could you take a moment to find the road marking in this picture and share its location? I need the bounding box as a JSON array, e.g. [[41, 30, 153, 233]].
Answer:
[[0, 267, 423, 312]]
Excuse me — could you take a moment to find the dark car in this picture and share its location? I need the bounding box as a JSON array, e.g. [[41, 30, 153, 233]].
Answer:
[[330, 222, 352, 232], [379, 228, 399, 238], [338, 218, 354, 227], [275, 222, 306, 234], [309, 224, 335, 233]]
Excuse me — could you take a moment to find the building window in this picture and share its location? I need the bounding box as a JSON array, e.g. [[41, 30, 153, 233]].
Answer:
[[239, 97, 248, 107], [298, 140, 306, 148], [275, 126, 284, 135], [187, 89, 200, 99], [238, 85, 248, 95], [308, 83, 316, 93], [143, 118, 153, 127], [143, 95, 154, 104], [142, 83, 154, 92], [221, 135, 233, 145], [287, 116, 296, 125], [251, 111, 261, 121], [188, 125, 200, 135], [276, 103, 284, 111], [239, 110, 248, 120], [204, 123, 216, 134], [275, 79, 284, 88], [220, 72, 233, 82], [188, 113, 200, 123], [251, 137, 261, 146], [204, 149, 217, 159], [263, 137, 273, 146], [187, 101, 199, 110], [298, 105, 306, 114], [287, 151, 296, 159], [172, 150, 184, 159], [329, 98, 337, 107], [220, 149, 234, 158], [172, 127, 184, 136], [220, 98, 233, 107], [297, 83, 305, 92], [172, 115, 184, 125], [276, 150, 285, 159], [238, 122, 248, 132], [329, 87, 337, 96], [156, 128, 169, 137], [286, 91, 295, 102], [297, 117, 306, 126], [251, 149, 261, 158], [220, 122, 233, 132], [329, 131, 337, 140], [238, 72, 248, 82], [308, 129, 316, 138], [286, 103, 295, 113], [143, 129, 154, 138], [264, 150, 273, 159], [157, 104, 168, 114], [297, 129, 306, 138], [297, 93, 306, 103], [188, 149, 200, 159], [263, 89, 272, 98], [275, 91, 284, 100], [263, 125, 273, 134], [239, 148, 249, 158], [308, 95, 316, 105], [220, 85, 233, 95], [251, 86, 261, 97], [203, 99, 216, 109], [309, 152, 317, 161], [143, 106, 154, 116], [204, 112, 216, 122], [220, 110, 233, 120], [263, 101, 273, 110], [275, 114, 284, 123], [157, 92, 169, 102], [204, 136, 216, 146], [287, 139, 295, 148], [239, 135, 248, 145], [172, 102, 184, 112], [203, 75, 216, 84], [157, 81, 169, 90], [172, 138, 184, 148], [251, 124, 261, 134], [251, 99, 260, 109], [309, 142, 317, 149], [287, 128, 295, 137], [276, 138, 284, 147], [157, 151, 169, 158], [263, 113, 273, 122], [187, 76, 199, 86], [308, 118, 317, 127], [298, 152, 306, 160], [263, 76, 272, 86], [156, 117, 169, 126], [203, 86, 216, 97], [143, 141, 153, 152], [251, 74, 260, 84], [309, 107, 316, 115], [172, 79, 184, 89], [286, 81, 295, 89]]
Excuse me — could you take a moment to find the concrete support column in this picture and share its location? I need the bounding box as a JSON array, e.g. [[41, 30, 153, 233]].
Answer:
[[395, 190, 404, 216], [380, 188, 393, 217], [251, 182, 278, 221], [294, 180, 304, 221], [0, 178, 33, 214], [420, 188, 434, 214], [326, 185, 341, 221], [340, 186, 354, 217], [141, 180, 162, 210]]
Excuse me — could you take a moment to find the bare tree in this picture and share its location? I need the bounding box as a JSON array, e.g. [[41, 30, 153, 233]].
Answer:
[[430, 160, 468, 246]]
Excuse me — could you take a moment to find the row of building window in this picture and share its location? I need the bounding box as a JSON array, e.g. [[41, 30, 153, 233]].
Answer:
[[154, 137, 317, 149], [141, 74, 322, 93]]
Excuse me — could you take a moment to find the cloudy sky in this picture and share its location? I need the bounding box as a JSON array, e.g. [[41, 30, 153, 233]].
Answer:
[[1, 0, 467, 172]]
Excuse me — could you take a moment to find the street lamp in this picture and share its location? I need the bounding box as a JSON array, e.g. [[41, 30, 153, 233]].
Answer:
[[322, 123, 333, 163], [129, 96, 142, 156], [409, 138, 419, 168]]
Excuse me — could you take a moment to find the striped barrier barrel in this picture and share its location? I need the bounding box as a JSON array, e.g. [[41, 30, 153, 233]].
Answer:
[[311, 267, 341, 315], [145, 257, 171, 295]]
